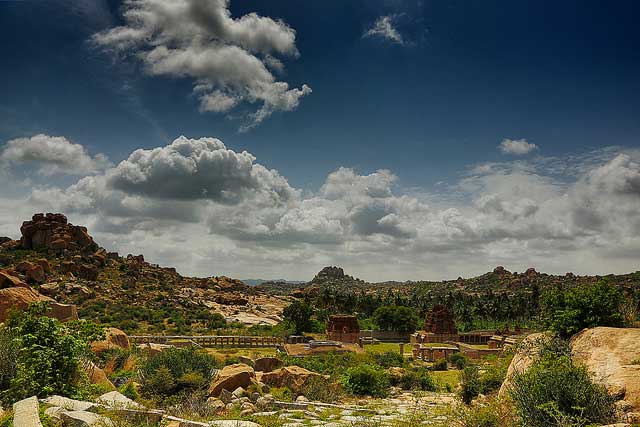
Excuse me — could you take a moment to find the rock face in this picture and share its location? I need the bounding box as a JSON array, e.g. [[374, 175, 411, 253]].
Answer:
[[0, 286, 51, 322], [571, 327, 640, 413], [253, 357, 282, 373], [0, 270, 26, 288], [91, 328, 131, 354], [209, 364, 256, 397], [83, 361, 116, 391], [313, 266, 345, 281], [258, 366, 325, 393], [20, 213, 98, 252], [498, 332, 546, 398], [12, 396, 43, 427]]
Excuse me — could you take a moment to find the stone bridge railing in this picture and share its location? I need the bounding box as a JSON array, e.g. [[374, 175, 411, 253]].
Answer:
[[129, 335, 285, 348]]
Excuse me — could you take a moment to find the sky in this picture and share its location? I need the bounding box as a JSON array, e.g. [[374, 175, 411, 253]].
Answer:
[[1, 0, 640, 281]]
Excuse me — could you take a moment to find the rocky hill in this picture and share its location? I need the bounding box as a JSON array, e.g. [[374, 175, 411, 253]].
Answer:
[[0, 213, 291, 333]]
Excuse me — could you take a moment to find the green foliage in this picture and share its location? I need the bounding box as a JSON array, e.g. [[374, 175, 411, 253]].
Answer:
[[372, 305, 419, 332], [395, 368, 437, 391], [139, 347, 218, 398], [460, 365, 481, 404], [300, 375, 342, 402], [374, 351, 404, 368], [0, 327, 18, 393], [431, 358, 448, 371], [282, 300, 315, 335], [206, 313, 227, 329], [509, 341, 616, 427], [1, 303, 99, 402], [450, 352, 468, 369], [119, 381, 139, 401], [341, 364, 389, 397], [540, 281, 625, 338]]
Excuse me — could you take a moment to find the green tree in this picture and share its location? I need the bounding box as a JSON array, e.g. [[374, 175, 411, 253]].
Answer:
[[341, 364, 389, 397], [283, 300, 315, 335], [540, 281, 624, 338], [372, 305, 420, 332]]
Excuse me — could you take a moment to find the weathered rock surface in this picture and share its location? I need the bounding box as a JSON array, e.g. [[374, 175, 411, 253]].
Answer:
[[571, 327, 640, 412], [0, 286, 51, 322], [498, 332, 546, 398], [20, 213, 98, 253], [209, 364, 256, 397], [83, 361, 116, 391], [61, 410, 112, 427], [96, 391, 142, 409], [91, 328, 130, 354], [13, 396, 43, 427], [42, 396, 97, 412], [259, 366, 325, 393], [254, 357, 282, 373], [0, 270, 27, 288]]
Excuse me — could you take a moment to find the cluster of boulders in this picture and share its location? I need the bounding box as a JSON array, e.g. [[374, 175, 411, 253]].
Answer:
[[20, 213, 97, 252]]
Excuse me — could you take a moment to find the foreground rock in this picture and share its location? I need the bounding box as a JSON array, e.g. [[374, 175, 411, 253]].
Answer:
[[498, 332, 546, 398], [42, 395, 97, 412], [91, 328, 130, 354], [209, 364, 256, 397], [259, 366, 326, 393], [571, 327, 640, 414], [13, 396, 43, 427], [61, 410, 113, 427], [97, 391, 143, 409]]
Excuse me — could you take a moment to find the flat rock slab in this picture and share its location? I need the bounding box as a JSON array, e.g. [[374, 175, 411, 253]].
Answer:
[[210, 421, 262, 427], [13, 396, 43, 427], [97, 391, 143, 409], [42, 396, 97, 412], [61, 410, 113, 427]]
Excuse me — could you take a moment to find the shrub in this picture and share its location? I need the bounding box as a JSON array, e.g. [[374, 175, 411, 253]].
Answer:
[[374, 351, 404, 368], [341, 364, 389, 397], [509, 354, 615, 427], [1, 303, 102, 402], [460, 365, 481, 404], [396, 368, 436, 391], [300, 376, 343, 403], [372, 305, 420, 332], [431, 358, 448, 371], [540, 281, 624, 338], [139, 347, 218, 398], [450, 352, 468, 370]]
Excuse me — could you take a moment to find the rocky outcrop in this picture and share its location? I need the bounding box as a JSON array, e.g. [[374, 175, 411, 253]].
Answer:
[[0, 286, 51, 322], [0, 270, 26, 288], [83, 361, 116, 391], [20, 213, 98, 252], [571, 327, 640, 414], [254, 357, 282, 373], [209, 364, 256, 397], [15, 261, 46, 284], [498, 332, 547, 398], [313, 266, 345, 281], [96, 391, 143, 409], [258, 366, 325, 393], [91, 328, 130, 354]]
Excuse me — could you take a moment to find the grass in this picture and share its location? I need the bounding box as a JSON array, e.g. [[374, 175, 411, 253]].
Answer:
[[204, 346, 277, 361], [431, 370, 461, 391], [364, 342, 410, 357]]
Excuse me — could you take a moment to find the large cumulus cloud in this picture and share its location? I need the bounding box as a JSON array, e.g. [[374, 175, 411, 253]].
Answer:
[[6, 134, 640, 280], [92, 0, 311, 130]]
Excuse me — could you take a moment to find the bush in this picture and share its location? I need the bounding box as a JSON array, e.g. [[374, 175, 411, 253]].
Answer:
[[540, 281, 625, 338], [396, 368, 436, 391], [139, 347, 218, 398], [431, 358, 448, 371], [341, 364, 389, 397], [374, 351, 404, 368], [372, 306, 420, 332], [460, 365, 481, 404], [509, 353, 615, 427], [1, 303, 102, 402], [450, 352, 468, 370], [300, 375, 342, 402]]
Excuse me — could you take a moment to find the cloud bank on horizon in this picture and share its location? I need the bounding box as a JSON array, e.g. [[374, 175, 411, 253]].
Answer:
[[92, 0, 311, 131], [2, 133, 640, 281]]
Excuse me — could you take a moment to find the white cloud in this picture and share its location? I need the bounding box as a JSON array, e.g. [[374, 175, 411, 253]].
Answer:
[[363, 15, 404, 45], [6, 134, 640, 281], [92, 0, 311, 130], [0, 134, 109, 176], [498, 138, 538, 155]]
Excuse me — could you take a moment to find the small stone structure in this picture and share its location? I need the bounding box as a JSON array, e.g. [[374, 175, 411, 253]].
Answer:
[[326, 315, 360, 343], [412, 305, 459, 343], [412, 345, 459, 362]]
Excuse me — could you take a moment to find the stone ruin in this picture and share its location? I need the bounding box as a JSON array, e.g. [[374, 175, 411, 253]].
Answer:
[[326, 315, 360, 343], [424, 304, 457, 334]]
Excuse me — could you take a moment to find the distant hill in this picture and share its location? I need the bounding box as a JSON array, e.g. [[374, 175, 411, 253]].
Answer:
[[242, 278, 305, 286]]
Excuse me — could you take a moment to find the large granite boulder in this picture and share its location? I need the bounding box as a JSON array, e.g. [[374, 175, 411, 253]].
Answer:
[[258, 366, 325, 393], [0, 286, 51, 322], [498, 332, 547, 398], [20, 213, 98, 253], [12, 396, 43, 427], [209, 364, 256, 397], [571, 327, 640, 414], [254, 357, 282, 373], [0, 270, 26, 289], [91, 328, 131, 354]]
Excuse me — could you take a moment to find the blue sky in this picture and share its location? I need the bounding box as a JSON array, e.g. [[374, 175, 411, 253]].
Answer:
[[1, 0, 640, 280]]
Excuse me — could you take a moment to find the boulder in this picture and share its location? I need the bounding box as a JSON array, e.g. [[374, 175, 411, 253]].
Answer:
[[91, 328, 131, 354], [498, 333, 547, 398], [20, 213, 98, 253], [12, 396, 43, 427], [83, 361, 116, 391], [0, 286, 51, 322], [138, 342, 174, 357], [60, 411, 113, 427], [15, 262, 45, 284], [42, 395, 97, 412], [210, 421, 261, 427], [208, 364, 256, 397], [571, 327, 640, 412], [254, 357, 282, 373], [0, 270, 26, 288], [96, 391, 142, 409], [258, 366, 326, 393]]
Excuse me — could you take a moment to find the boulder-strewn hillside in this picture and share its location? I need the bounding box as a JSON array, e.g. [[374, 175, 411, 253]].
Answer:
[[0, 213, 290, 333]]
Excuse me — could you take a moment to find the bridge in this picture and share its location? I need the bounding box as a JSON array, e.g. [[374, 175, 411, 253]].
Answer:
[[129, 335, 286, 348]]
